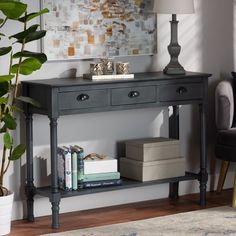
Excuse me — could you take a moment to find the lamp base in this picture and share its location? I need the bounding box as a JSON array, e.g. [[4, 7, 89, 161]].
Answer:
[[163, 63, 186, 75], [163, 14, 186, 75]]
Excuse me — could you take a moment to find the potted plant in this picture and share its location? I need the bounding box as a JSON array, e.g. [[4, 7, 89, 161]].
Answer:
[[0, 1, 48, 234]]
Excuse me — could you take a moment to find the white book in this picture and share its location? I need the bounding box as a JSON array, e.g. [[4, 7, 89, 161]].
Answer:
[[58, 147, 72, 191], [84, 157, 117, 174]]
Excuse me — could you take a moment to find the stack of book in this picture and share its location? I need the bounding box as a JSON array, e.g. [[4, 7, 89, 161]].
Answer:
[[58, 145, 84, 191], [57, 146, 122, 191], [83, 155, 122, 188]]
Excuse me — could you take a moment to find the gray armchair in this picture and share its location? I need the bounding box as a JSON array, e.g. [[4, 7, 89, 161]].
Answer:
[[215, 79, 236, 207]]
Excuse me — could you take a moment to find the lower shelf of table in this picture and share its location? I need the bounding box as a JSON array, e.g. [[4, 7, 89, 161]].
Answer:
[[36, 172, 199, 198]]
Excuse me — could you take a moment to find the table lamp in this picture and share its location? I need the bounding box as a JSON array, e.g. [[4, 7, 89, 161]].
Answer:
[[154, 0, 195, 75]]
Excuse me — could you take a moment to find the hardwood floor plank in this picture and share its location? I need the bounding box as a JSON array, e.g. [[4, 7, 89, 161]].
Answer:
[[10, 189, 232, 236]]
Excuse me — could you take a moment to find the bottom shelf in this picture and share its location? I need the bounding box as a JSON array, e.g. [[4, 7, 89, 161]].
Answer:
[[36, 172, 199, 198]]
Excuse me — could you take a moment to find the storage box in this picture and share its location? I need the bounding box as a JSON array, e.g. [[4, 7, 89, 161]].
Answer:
[[84, 157, 117, 174], [119, 157, 185, 182], [126, 137, 180, 162]]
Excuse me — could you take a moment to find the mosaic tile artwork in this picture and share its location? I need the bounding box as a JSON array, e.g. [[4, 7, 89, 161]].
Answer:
[[41, 0, 157, 60]]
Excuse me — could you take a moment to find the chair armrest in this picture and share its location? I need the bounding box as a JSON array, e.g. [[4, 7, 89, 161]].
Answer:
[[215, 80, 234, 130]]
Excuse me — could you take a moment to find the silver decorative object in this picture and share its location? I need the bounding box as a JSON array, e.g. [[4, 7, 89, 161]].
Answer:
[[90, 63, 104, 75], [101, 58, 114, 75], [116, 62, 129, 74]]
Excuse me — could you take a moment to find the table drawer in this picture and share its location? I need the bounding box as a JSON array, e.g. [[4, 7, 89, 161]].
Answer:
[[111, 86, 156, 106], [160, 83, 203, 102], [59, 89, 108, 110]]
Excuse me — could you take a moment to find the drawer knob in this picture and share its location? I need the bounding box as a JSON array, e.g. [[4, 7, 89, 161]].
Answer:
[[176, 87, 187, 94], [128, 91, 140, 98], [77, 94, 89, 101]]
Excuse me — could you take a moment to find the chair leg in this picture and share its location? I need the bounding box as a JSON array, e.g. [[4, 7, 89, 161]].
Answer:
[[232, 172, 236, 208], [217, 160, 230, 193]]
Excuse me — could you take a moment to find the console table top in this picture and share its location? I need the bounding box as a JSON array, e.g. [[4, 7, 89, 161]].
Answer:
[[21, 71, 211, 87]]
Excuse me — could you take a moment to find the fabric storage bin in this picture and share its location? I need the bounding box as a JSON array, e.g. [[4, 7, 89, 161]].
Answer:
[[126, 137, 181, 162], [119, 156, 185, 182]]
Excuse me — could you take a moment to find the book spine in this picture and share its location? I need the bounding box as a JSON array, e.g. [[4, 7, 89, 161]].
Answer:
[[64, 150, 72, 191], [57, 148, 65, 190], [57, 147, 72, 191], [83, 179, 122, 188], [71, 151, 78, 190], [83, 172, 120, 182], [77, 149, 84, 189]]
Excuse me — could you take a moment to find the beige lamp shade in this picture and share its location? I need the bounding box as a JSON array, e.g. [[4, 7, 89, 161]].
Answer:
[[154, 0, 195, 14]]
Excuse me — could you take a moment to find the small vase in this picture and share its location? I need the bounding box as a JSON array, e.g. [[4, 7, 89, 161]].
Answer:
[[0, 191, 14, 235]]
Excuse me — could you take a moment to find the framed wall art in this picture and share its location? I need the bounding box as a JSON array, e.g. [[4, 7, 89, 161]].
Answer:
[[41, 0, 157, 61]]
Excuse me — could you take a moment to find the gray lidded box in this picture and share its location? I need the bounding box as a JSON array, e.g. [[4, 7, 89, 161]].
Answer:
[[120, 156, 185, 182], [126, 137, 181, 162]]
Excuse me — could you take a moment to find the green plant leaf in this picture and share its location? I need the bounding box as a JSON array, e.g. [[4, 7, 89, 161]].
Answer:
[[2, 113, 17, 130], [0, 46, 12, 56], [0, 18, 4, 24], [9, 24, 39, 40], [11, 58, 42, 75], [0, 1, 27, 19], [5, 0, 21, 3], [11, 105, 23, 113], [0, 125, 7, 134], [16, 96, 40, 108], [0, 74, 14, 82], [18, 8, 49, 22], [0, 82, 8, 96], [0, 97, 8, 104], [0, 33, 5, 40], [3, 132, 13, 149], [13, 51, 47, 64], [9, 144, 25, 160], [17, 30, 47, 44]]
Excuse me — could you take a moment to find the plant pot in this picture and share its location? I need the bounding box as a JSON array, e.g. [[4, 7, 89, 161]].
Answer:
[[0, 192, 14, 235]]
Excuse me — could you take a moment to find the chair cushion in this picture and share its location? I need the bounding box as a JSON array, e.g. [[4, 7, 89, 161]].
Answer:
[[215, 144, 236, 162], [217, 129, 236, 146], [215, 80, 234, 130], [216, 129, 236, 162]]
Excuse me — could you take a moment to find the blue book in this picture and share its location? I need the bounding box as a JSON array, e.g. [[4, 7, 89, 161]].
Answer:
[[83, 179, 122, 188]]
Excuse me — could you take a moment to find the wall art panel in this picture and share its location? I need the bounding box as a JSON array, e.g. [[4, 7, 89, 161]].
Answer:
[[41, 0, 157, 60]]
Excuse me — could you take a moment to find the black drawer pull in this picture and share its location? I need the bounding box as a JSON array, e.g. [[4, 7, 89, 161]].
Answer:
[[128, 91, 140, 98], [77, 94, 89, 101], [176, 87, 187, 94]]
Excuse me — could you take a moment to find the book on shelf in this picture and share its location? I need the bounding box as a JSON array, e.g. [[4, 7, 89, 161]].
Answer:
[[84, 156, 117, 174], [83, 179, 122, 188], [58, 146, 72, 191], [72, 145, 84, 189], [70, 146, 78, 190], [83, 172, 120, 182]]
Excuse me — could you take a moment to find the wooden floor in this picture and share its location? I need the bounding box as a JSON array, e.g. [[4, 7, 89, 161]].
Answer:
[[10, 189, 232, 236]]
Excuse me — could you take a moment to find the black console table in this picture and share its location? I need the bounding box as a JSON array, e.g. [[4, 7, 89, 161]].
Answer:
[[22, 71, 211, 229]]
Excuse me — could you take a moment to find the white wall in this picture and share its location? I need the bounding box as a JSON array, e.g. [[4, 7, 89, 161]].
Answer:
[[0, 0, 235, 220]]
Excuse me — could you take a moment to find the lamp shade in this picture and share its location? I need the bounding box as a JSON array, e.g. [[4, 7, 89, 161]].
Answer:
[[154, 0, 194, 14]]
